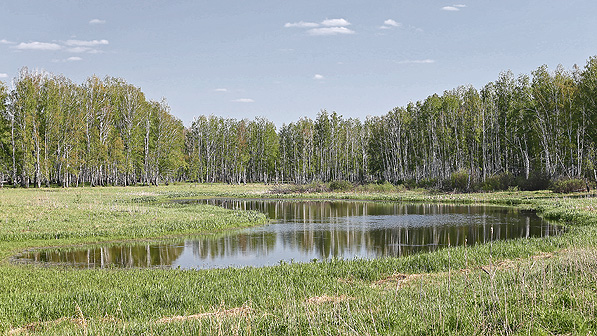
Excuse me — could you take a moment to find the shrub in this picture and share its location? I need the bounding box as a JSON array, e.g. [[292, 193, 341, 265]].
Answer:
[[355, 181, 404, 193], [269, 182, 330, 194], [552, 178, 587, 193], [416, 178, 439, 190], [328, 180, 353, 192], [516, 171, 551, 191], [448, 169, 470, 192], [481, 172, 514, 191]]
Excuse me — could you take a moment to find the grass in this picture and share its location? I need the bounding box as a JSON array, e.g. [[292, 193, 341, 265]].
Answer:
[[1, 184, 597, 334]]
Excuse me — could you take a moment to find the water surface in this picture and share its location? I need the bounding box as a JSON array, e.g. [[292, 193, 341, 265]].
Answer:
[[17, 199, 562, 269]]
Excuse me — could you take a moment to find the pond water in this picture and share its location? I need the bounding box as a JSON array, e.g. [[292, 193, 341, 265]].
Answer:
[[17, 199, 562, 269]]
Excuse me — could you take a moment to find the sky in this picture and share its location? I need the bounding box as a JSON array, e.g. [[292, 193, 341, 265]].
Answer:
[[1, 0, 597, 127]]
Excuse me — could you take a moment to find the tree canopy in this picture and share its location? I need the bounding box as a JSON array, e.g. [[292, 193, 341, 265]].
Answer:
[[1, 56, 597, 188]]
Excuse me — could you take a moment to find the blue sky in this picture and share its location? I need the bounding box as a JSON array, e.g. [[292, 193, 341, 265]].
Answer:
[[1, 0, 596, 126]]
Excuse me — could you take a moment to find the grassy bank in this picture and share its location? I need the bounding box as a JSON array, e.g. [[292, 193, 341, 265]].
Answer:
[[1, 184, 597, 335]]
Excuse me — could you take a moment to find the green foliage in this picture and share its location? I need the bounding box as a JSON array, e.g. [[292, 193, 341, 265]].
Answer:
[[482, 172, 515, 191], [552, 178, 587, 193], [4, 56, 597, 189], [446, 169, 470, 192], [328, 180, 353, 191], [1, 69, 185, 187], [355, 181, 403, 193], [516, 171, 552, 191]]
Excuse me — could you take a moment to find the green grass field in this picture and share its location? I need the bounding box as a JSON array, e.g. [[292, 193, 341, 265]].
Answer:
[[1, 184, 597, 335]]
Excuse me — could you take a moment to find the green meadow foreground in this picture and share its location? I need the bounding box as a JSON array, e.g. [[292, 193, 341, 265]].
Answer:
[[1, 184, 597, 335]]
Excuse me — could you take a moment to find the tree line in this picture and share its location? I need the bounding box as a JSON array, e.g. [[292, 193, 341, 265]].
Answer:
[[0, 68, 184, 187], [1, 56, 597, 189]]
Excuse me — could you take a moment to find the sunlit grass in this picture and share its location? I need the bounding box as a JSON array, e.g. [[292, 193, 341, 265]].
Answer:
[[1, 183, 597, 334]]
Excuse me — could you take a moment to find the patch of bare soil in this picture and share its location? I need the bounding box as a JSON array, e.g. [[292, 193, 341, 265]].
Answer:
[[157, 305, 252, 323]]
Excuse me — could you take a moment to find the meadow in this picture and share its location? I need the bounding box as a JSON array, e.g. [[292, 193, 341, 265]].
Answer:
[[1, 184, 596, 335]]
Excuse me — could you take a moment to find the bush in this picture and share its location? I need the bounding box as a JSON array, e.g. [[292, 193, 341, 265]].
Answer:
[[516, 171, 551, 191], [269, 182, 330, 194], [416, 178, 439, 190], [447, 170, 470, 192], [481, 172, 514, 191], [355, 181, 404, 193], [552, 178, 587, 193], [328, 180, 353, 192]]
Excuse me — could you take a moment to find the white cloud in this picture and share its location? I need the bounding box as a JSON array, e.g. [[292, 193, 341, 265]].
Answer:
[[1, 39, 14, 44], [442, 6, 462, 11], [66, 47, 92, 53], [454, 4, 467, 7], [232, 98, 255, 103], [14, 42, 62, 51], [380, 19, 402, 29], [384, 19, 401, 27], [0, 73, 8, 78], [284, 21, 319, 28], [308, 27, 355, 36], [67, 56, 82, 62], [321, 18, 351, 27], [65, 39, 109, 47], [398, 59, 436, 64], [214, 88, 228, 92], [313, 74, 324, 80], [89, 19, 106, 25]]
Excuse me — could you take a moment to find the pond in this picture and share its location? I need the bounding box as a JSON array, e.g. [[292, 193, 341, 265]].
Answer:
[[16, 199, 562, 269]]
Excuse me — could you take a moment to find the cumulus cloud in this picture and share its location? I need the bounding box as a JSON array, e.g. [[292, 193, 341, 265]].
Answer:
[[214, 88, 228, 92], [286, 18, 355, 36], [308, 27, 355, 36], [284, 21, 319, 28], [380, 19, 402, 29], [398, 59, 436, 64], [232, 98, 255, 103], [384, 19, 401, 27], [442, 5, 466, 11], [0, 39, 14, 44], [313, 74, 324, 80], [0, 73, 8, 78], [321, 18, 351, 27], [89, 19, 106, 25], [67, 56, 82, 62], [65, 39, 109, 47], [14, 42, 62, 51]]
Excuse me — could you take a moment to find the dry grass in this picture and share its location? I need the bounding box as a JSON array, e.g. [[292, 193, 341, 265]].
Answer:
[[157, 305, 252, 323], [304, 295, 353, 305]]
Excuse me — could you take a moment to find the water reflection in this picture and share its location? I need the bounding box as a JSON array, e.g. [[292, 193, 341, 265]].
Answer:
[[18, 199, 562, 269]]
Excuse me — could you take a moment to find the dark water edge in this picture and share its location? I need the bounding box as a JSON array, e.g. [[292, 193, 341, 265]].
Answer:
[[15, 199, 563, 269]]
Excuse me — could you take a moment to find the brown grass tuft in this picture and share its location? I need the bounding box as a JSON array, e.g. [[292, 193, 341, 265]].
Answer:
[[304, 295, 353, 304], [371, 273, 424, 289], [8, 318, 86, 335], [157, 305, 252, 324]]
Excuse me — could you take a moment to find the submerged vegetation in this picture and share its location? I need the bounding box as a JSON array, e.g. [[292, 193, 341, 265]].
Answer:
[[0, 184, 596, 334], [2, 56, 597, 189]]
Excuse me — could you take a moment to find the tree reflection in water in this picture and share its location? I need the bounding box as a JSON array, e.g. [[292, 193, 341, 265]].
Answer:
[[20, 200, 562, 269]]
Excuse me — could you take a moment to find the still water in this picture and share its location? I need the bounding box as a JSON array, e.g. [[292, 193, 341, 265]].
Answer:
[[17, 199, 562, 269]]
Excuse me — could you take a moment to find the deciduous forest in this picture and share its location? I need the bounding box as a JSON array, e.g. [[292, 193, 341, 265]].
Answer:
[[1, 56, 597, 190]]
